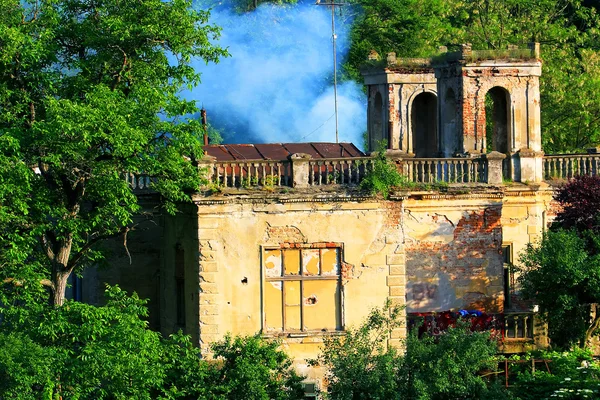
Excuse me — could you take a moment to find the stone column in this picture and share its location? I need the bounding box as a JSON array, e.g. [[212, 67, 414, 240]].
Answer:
[[485, 151, 506, 185], [518, 148, 545, 183], [288, 153, 312, 188], [198, 155, 217, 185]]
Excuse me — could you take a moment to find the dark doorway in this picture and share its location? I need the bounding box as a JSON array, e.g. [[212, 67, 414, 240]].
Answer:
[[370, 92, 384, 151], [485, 87, 510, 154], [412, 92, 438, 157]]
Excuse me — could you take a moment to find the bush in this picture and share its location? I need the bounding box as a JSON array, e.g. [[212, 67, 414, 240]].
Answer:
[[510, 348, 600, 400], [401, 324, 506, 400], [0, 285, 305, 400], [360, 142, 409, 198], [311, 303, 403, 400], [314, 303, 508, 400]]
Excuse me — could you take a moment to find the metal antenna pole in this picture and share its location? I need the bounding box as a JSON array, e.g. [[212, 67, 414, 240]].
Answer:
[[331, 3, 338, 144], [316, 0, 345, 143]]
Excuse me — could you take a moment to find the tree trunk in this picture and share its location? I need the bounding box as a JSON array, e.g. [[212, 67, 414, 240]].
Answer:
[[51, 236, 74, 307], [52, 270, 70, 306], [584, 303, 600, 348]]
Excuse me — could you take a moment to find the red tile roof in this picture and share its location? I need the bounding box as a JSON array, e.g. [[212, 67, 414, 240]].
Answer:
[[203, 143, 365, 161]]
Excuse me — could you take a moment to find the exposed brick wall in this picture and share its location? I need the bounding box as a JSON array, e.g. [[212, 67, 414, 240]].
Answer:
[[406, 206, 504, 313]]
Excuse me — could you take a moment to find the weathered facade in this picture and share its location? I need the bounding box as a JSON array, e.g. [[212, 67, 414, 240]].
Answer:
[[81, 44, 572, 386]]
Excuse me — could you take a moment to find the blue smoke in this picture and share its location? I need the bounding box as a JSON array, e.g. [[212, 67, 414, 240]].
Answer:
[[188, 0, 367, 149]]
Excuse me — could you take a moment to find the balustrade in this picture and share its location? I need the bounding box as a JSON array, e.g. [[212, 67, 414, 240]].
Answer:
[[307, 157, 373, 186], [124, 173, 154, 191], [400, 157, 486, 184], [209, 159, 292, 188], [543, 154, 600, 180], [504, 312, 534, 340], [129, 154, 501, 192]]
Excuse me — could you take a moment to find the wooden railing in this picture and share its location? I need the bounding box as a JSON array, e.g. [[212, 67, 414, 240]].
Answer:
[[543, 154, 600, 180], [399, 157, 486, 184]]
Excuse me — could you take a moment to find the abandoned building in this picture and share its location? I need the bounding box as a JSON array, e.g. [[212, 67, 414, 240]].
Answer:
[[78, 43, 600, 382]]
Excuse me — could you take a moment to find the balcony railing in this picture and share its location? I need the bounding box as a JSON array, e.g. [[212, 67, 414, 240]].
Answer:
[[543, 154, 600, 180], [202, 154, 497, 189], [407, 311, 535, 341], [399, 157, 486, 184], [210, 159, 292, 188], [504, 312, 534, 340]]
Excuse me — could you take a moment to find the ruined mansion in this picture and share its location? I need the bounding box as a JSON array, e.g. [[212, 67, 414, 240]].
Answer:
[[78, 43, 595, 379]]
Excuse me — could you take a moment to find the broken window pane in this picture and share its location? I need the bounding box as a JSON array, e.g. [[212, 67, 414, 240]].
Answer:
[[264, 249, 282, 278], [302, 249, 320, 276], [321, 248, 339, 276]]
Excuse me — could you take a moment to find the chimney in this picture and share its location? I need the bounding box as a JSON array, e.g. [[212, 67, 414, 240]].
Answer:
[[201, 108, 208, 146]]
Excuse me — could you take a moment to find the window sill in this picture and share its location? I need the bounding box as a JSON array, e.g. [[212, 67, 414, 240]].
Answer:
[[261, 330, 345, 339]]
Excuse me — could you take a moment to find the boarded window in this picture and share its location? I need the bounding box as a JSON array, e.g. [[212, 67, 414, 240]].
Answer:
[[263, 245, 342, 333]]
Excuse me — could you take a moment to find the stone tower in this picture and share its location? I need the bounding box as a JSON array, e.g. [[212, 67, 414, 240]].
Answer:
[[363, 43, 544, 182]]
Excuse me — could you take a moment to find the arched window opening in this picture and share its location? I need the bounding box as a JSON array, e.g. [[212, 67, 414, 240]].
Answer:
[[370, 92, 384, 151], [485, 87, 510, 154], [411, 92, 438, 157]]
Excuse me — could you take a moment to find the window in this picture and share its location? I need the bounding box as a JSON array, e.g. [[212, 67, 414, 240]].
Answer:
[[502, 244, 512, 310], [262, 244, 343, 334]]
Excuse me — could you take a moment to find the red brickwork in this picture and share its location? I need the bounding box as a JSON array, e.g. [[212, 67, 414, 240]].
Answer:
[[406, 207, 504, 313]]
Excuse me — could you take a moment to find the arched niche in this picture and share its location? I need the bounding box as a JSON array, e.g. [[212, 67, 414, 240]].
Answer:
[[411, 92, 438, 157]]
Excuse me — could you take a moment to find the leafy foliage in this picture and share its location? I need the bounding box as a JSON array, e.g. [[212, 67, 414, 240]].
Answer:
[[314, 302, 507, 400], [518, 175, 600, 348], [518, 229, 600, 348], [509, 348, 600, 399], [209, 335, 305, 400], [360, 142, 407, 198], [311, 303, 404, 399], [402, 324, 507, 400], [0, 0, 228, 305], [0, 285, 305, 399], [553, 175, 600, 232]]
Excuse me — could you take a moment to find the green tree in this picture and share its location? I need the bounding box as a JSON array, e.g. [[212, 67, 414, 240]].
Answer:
[[344, 0, 456, 81], [518, 229, 600, 348], [518, 176, 600, 348], [0, 0, 228, 306]]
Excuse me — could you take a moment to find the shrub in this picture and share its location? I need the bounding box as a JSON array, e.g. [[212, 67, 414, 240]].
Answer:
[[360, 142, 409, 198], [510, 349, 600, 400], [0, 286, 306, 400], [314, 303, 508, 400]]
